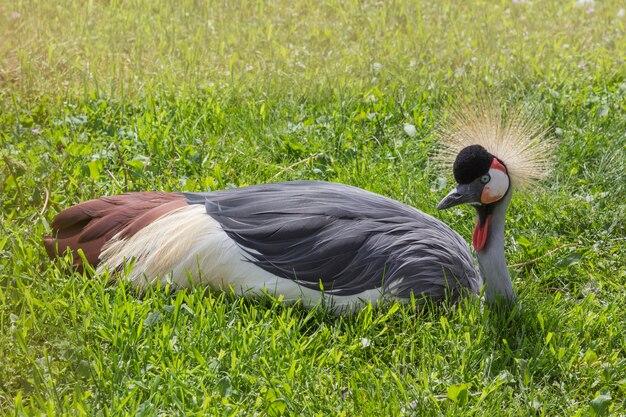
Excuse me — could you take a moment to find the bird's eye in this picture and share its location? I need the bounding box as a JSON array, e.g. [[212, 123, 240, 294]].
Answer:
[[480, 174, 491, 184]]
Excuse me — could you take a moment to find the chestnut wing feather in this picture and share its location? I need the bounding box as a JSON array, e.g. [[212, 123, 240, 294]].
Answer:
[[44, 192, 187, 268]]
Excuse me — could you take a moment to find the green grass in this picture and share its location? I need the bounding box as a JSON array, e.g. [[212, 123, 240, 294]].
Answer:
[[1, 0, 626, 415]]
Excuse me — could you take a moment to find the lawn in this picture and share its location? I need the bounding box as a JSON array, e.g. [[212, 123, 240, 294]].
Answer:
[[1, 0, 625, 415]]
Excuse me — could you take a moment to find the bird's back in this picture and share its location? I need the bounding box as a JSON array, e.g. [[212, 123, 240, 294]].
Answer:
[[186, 181, 482, 300]]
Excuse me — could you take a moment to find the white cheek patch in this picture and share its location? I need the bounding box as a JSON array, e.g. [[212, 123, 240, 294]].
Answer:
[[481, 168, 510, 204]]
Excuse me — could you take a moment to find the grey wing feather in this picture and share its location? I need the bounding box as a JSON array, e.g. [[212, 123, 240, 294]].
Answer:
[[184, 181, 481, 299]]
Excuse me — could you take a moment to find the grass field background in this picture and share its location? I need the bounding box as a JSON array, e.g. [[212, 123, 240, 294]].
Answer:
[[1, 0, 625, 415]]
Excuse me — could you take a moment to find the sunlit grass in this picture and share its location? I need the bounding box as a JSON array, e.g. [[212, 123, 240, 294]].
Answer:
[[1, 0, 626, 415], [2, 0, 625, 98]]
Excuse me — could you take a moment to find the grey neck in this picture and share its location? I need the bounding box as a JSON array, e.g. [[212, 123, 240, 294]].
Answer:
[[476, 190, 515, 303]]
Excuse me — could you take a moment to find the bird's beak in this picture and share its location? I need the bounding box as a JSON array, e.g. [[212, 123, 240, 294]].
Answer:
[[436, 183, 483, 210]]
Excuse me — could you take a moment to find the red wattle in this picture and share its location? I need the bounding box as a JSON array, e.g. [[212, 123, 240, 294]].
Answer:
[[472, 214, 492, 252]]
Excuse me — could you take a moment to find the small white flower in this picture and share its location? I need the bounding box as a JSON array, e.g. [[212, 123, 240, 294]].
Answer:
[[371, 62, 383, 73], [576, 0, 594, 6], [618, 8, 625, 17], [404, 123, 417, 137], [360, 338, 371, 347]]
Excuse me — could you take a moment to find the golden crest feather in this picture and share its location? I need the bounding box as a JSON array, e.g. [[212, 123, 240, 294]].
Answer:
[[436, 103, 553, 189]]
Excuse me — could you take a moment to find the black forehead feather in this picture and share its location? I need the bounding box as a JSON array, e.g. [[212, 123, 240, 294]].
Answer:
[[453, 145, 494, 184]]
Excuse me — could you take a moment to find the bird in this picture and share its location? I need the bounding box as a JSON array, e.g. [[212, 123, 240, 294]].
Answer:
[[43, 105, 550, 312]]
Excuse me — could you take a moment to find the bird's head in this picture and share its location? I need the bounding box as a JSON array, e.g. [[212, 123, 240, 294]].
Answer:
[[434, 103, 552, 252], [436, 144, 511, 252]]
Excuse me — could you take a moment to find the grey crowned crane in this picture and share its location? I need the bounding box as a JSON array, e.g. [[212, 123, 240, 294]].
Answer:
[[44, 106, 550, 311]]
